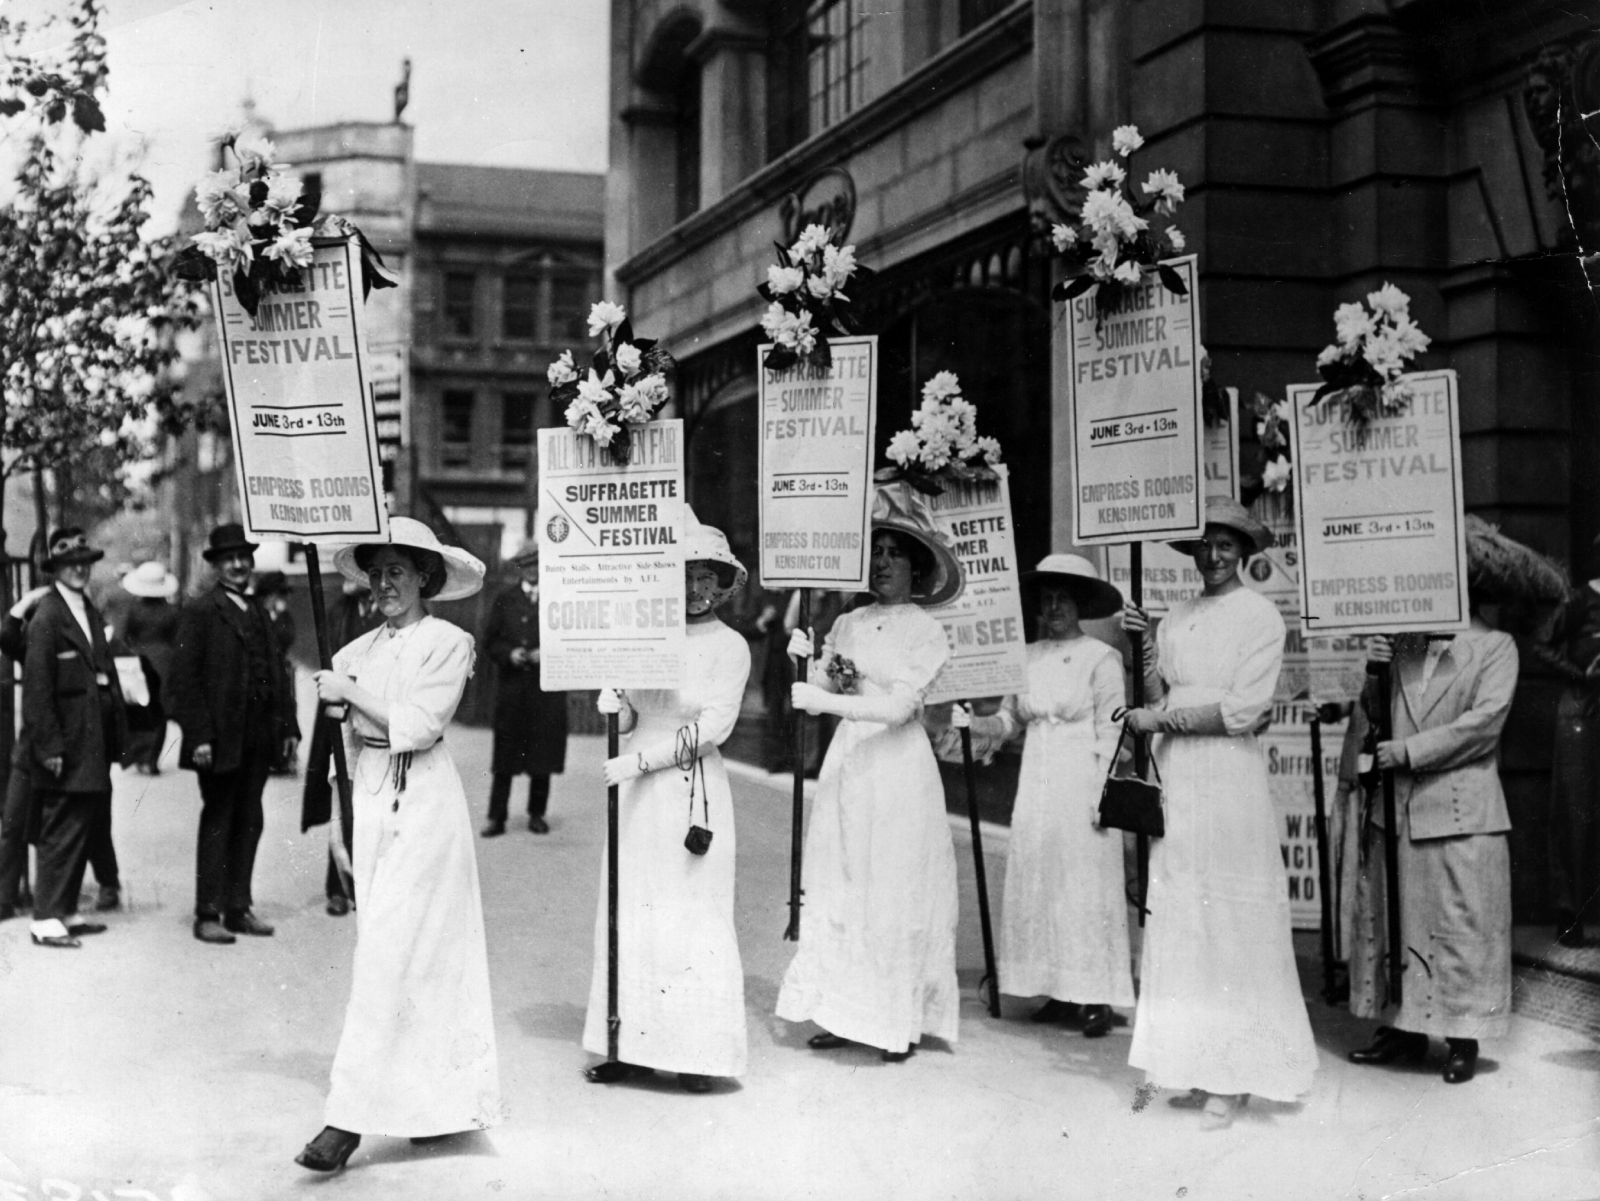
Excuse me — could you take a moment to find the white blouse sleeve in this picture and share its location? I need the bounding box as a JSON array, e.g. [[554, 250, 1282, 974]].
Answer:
[[1090, 645, 1127, 765], [888, 610, 951, 697], [386, 626, 474, 753], [1219, 600, 1285, 736], [695, 634, 752, 751]]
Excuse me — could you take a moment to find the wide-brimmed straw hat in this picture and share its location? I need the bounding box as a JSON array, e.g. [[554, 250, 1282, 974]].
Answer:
[[121, 560, 179, 599], [1169, 495, 1274, 556], [332, 516, 486, 602], [684, 508, 748, 608], [870, 477, 964, 607], [1020, 553, 1124, 620], [43, 527, 104, 570]]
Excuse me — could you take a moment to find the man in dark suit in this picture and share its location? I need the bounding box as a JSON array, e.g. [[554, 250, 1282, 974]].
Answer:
[[21, 527, 129, 948], [170, 524, 299, 944], [481, 539, 567, 836]]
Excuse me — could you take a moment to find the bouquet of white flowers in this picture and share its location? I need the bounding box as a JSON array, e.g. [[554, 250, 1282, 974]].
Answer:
[[1250, 392, 1293, 494], [548, 301, 676, 465], [1311, 283, 1431, 423], [1048, 124, 1189, 310], [757, 222, 871, 370], [173, 133, 394, 316], [883, 372, 1003, 493]]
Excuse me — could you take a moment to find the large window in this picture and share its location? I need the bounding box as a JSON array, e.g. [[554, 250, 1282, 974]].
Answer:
[[767, 0, 871, 160], [503, 273, 538, 341], [443, 271, 476, 339], [501, 391, 536, 473], [550, 274, 590, 343], [441, 389, 474, 468]]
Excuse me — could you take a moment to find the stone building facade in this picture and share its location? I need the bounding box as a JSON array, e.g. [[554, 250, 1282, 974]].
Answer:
[[605, 0, 1600, 918]]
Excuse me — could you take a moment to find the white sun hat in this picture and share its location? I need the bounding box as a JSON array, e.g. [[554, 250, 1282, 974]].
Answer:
[[332, 516, 486, 602], [121, 560, 180, 599], [684, 507, 748, 607]]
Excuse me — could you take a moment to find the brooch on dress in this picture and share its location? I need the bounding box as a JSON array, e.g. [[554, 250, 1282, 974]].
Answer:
[[826, 655, 861, 694]]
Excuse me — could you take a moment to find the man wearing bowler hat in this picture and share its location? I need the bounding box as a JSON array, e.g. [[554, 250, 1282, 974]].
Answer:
[[171, 523, 299, 944], [21, 527, 129, 948]]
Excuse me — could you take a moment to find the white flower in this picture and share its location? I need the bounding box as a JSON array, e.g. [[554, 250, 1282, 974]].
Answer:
[[921, 371, 962, 404], [577, 368, 615, 406], [194, 170, 245, 228], [1390, 314, 1430, 358], [791, 223, 831, 260], [1082, 160, 1126, 191], [974, 435, 1002, 464], [760, 302, 790, 342], [822, 242, 857, 287], [1083, 189, 1141, 240], [886, 429, 922, 466], [232, 134, 278, 173], [1366, 282, 1410, 318], [1263, 456, 1292, 493], [1113, 260, 1143, 285], [587, 301, 627, 339], [1362, 330, 1406, 381], [1050, 223, 1078, 252], [262, 171, 303, 216], [193, 228, 252, 272], [1140, 169, 1185, 214], [1165, 226, 1186, 251], [1333, 302, 1374, 346], [613, 343, 642, 375], [633, 372, 669, 412], [547, 350, 578, 386], [1316, 343, 1345, 369], [787, 310, 818, 355], [617, 382, 651, 424], [766, 264, 804, 295], [1111, 125, 1145, 157], [564, 393, 600, 429], [583, 411, 618, 446], [806, 274, 834, 300], [263, 226, 315, 269]]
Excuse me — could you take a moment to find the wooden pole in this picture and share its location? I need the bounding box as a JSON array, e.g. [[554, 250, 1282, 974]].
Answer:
[[303, 545, 354, 893], [1128, 542, 1150, 926], [607, 710, 620, 1061], [1375, 660, 1403, 1002], [784, 589, 811, 941], [1308, 708, 1338, 1002], [961, 727, 1001, 1016]]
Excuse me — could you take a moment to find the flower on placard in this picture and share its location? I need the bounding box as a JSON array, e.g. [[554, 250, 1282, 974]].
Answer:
[[261, 172, 303, 217], [577, 368, 614, 408], [822, 242, 857, 288], [1111, 125, 1145, 157], [232, 134, 278, 173], [193, 228, 251, 273], [791, 223, 831, 259], [766, 264, 804, 295], [613, 342, 642, 375], [1140, 168, 1185, 214], [1082, 160, 1126, 191], [195, 170, 246, 228], [633, 372, 669, 411], [975, 435, 1002, 463], [1316, 343, 1345, 369], [886, 429, 921, 466], [1051, 223, 1078, 252], [1333, 302, 1373, 346], [564, 393, 600, 428], [263, 226, 315, 269], [547, 350, 578, 386], [922, 371, 962, 404], [1165, 226, 1185, 251], [1113, 260, 1142, 285], [806, 273, 834, 300], [1262, 455, 1292, 493], [1366, 282, 1410, 318], [583, 410, 618, 446], [587, 301, 627, 339], [1311, 283, 1430, 424]]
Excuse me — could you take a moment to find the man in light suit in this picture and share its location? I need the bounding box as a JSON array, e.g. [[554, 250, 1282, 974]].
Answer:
[[1346, 614, 1519, 1085]]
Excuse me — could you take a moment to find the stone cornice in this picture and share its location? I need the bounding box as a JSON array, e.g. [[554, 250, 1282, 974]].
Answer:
[[615, 2, 1034, 287]]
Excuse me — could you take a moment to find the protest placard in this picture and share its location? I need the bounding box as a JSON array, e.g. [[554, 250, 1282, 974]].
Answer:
[[923, 469, 1028, 705], [1289, 370, 1470, 636], [1105, 388, 1237, 612], [1066, 257, 1205, 547], [1262, 702, 1345, 930], [757, 335, 878, 589], [213, 238, 387, 544], [536, 420, 687, 691]]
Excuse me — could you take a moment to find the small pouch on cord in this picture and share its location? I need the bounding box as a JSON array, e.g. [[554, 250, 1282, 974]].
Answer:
[[677, 722, 713, 856]]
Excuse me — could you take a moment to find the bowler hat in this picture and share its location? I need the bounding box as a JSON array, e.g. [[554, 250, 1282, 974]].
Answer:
[[44, 527, 104, 570], [203, 523, 259, 562]]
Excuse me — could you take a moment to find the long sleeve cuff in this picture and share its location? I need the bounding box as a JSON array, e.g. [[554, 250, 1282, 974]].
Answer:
[[1153, 703, 1228, 736], [818, 687, 919, 726]]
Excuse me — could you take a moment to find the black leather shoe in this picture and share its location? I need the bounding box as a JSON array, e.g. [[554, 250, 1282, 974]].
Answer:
[[193, 919, 236, 944], [528, 817, 550, 834], [326, 895, 350, 917], [881, 1046, 916, 1063], [1349, 1026, 1428, 1066], [31, 932, 81, 948], [1443, 1038, 1478, 1083], [1081, 1005, 1114, 1039], [678, 1073, 712, 1093], [295, 1126, 360, 1172], [583, 1060, 653, 1084], [66, 921, 106, 936], [480, 821, 506, 838], [224, 910, 274, 936], [1031, 999, 1078, 1024], [807, 1031, 849, 1050]]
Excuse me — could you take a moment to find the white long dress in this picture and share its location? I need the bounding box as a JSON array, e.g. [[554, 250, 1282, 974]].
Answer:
[[582, 618, 752, 1077], [324, 617, 502, 1136], [997, 637, 1135, 1006], [1127, 587, 1318, 1102], [775, 602, 960, 1054]]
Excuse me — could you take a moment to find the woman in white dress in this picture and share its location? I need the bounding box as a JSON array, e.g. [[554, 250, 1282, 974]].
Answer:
[[582, 512, 752, 1093], [777, 479, 964, 1062], [1120, 496, 1318, 1127], [295, 518, 498, 1172], [956, 554, 1131, 1037]]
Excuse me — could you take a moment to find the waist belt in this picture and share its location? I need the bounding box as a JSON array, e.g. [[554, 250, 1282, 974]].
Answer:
[[357, 735, 445, 810]]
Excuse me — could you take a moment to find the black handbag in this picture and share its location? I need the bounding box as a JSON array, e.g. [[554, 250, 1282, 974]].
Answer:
[[1097, 716, 1165, 838]]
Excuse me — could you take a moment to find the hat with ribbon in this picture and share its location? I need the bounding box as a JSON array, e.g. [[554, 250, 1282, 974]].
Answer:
[[202, 523, 260, 562], [332, 516, 486, 603], [121, 560, 179, 599], [1168, 495, 1274, 557], [870, 475, 964, 607], [1020, 553, 1124, 620], [43, 527, 104, 570], [684, 508, 748, 607]]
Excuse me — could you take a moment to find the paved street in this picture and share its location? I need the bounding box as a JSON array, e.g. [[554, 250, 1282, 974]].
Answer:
[[0, 709, 1596, 1201]]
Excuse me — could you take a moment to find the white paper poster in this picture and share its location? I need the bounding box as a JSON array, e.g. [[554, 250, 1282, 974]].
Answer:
[[923, 470, 1028, 704], [1262, 703, 1345, 930], [1288, 370, 1470, 636], [213, 238, 387, 544], [757, 335, 878, 589], [1066, 257, 1205, 547], [536, 421, 687, 691]]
